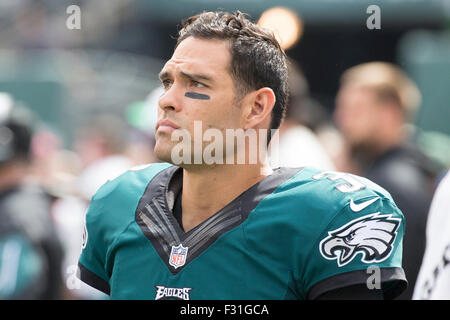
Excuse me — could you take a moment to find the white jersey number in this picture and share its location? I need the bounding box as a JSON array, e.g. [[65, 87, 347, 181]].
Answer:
[[312, 171, 366, 193]]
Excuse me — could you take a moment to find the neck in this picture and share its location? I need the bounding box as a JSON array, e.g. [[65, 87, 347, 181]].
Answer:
[[180, 161, 272, 232], [277, 120, 297, 137], [351, 128, 405, 171], [0, 163, 26, 192], [373, 125, 405, 155]]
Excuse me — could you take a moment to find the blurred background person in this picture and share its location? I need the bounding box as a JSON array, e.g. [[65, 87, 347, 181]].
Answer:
[[50, 113, 134, 299], [41, 147, 103, 300], [0, 92, 64, 299], [413, 169, 450, 300], [124, 127, 158, 166], [333, 62, 442, 299], [74, 113, 133, 202], [269, 60, 335, 170], [0, 203, 45, 299], [124, 88, 162, 166]]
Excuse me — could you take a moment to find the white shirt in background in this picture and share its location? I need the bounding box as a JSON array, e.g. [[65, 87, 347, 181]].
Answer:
[[269, 125, 335, 171], [413, 171, 450, 300]]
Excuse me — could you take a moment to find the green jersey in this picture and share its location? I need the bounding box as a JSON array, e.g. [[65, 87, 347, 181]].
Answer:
[[78, 163, 407, 299]]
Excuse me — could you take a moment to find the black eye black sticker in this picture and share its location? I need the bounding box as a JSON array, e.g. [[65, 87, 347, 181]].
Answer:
[[185, 92, 210, 100]]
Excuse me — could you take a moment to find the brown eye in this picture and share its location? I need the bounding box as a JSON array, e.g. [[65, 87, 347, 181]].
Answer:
[[191, 80, 206, 88], [162, 79, 173, 90]]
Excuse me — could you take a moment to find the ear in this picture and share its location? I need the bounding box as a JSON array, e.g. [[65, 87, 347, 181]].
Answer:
[[241, 87, 276, 130]]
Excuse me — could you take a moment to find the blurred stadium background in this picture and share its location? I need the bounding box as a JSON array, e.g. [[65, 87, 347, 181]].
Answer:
[[1, 0, 449, 164], [0, 0, 449, 300]]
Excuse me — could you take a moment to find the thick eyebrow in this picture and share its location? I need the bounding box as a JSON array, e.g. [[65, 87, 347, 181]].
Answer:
[[158, 71, 170, 81], [180, 71, 214, 84], [158, 70, 214, 84]]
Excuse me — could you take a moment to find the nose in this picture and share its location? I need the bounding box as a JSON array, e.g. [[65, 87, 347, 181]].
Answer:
[[158, 84, 182, 113]]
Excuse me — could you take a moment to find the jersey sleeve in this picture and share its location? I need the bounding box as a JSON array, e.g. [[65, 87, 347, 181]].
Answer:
[[77, 163, 173, 296], [303, 196, 407, 300], [78, 185, 113, 295], [0, 233, 44, 299]]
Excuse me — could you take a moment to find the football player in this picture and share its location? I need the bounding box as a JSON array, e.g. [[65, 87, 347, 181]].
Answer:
[[78, 11, 407, 299]]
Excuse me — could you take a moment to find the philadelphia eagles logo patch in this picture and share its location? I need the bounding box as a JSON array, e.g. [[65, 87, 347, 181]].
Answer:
[[319, 213, 401, 267]]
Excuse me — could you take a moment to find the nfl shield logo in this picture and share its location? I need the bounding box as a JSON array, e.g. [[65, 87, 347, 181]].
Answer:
[[169, 244, 188, 269]]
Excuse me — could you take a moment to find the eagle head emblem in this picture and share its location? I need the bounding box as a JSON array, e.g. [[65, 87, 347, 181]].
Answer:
[[319, 213, 401, 267]]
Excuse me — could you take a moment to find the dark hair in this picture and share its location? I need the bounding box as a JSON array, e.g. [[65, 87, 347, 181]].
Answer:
[[176, 11, 289, 139]]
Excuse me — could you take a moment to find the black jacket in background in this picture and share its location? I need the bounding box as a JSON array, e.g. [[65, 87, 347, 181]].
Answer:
[[361, 143, 438, 300], [0, 183, 64, 299]]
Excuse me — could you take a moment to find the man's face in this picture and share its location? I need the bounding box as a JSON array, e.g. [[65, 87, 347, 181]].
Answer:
[[154, 37, 243, 165], [334, 84, 380, 148]]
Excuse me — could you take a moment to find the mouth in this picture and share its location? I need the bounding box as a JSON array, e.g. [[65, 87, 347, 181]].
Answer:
[[156, 119, 180, 133]]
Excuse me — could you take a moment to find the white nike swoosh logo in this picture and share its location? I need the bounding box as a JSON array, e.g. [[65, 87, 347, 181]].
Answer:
[[349, 197, 380, 212]]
